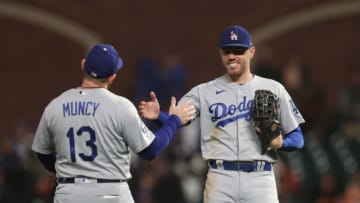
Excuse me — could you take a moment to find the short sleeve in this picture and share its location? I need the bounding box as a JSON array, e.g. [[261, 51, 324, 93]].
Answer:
[[121, 102, 155, 153]]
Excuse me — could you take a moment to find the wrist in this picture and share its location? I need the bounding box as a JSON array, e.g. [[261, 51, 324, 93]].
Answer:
[[270, 135, 283, 149], [157, 111, 170, 123], [168, 115, 182, 127]]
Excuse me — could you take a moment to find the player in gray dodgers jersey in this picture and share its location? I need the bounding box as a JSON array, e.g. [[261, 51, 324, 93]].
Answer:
[[31, 44, 195, 203], [139, 25, 305, 203]]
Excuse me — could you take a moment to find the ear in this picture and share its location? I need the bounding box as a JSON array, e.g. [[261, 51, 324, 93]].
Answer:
[[81, 59, 86, 71], [249, 47, 256, 58], [108, 73, 117, 82]]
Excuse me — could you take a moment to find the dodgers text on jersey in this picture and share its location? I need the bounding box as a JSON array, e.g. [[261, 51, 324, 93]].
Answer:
[[209, 96, 253, 127]]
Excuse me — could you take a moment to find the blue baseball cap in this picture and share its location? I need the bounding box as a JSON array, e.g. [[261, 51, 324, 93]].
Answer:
[[84, 44, 123, 78], [220, 25, 253, 48]]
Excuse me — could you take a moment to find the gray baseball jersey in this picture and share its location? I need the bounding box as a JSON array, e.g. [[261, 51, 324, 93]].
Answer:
[[179, 74, 305, 163], [32, 88, 155, 180]]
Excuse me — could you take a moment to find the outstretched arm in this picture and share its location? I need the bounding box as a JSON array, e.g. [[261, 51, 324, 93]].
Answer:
[[138, 96, 195, 160], [139, 91, 194, 125]]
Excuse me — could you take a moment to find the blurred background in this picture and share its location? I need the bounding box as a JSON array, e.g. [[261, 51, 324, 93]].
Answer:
[[0, 0, 359, 202]]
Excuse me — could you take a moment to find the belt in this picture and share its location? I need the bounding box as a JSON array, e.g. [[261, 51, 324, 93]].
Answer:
[[208, 160, 272, 172], [57, 177, 125, 184]]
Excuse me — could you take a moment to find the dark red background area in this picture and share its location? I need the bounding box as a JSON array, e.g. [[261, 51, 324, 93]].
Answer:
[[1, 0, 359, 135]]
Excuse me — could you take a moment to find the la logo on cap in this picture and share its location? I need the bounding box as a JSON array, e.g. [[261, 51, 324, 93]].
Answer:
[[230, 31, 238, 41]]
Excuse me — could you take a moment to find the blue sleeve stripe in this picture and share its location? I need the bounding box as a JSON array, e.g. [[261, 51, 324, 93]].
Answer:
[[138, 115, 181, 160], [280, 126, 304, 151]]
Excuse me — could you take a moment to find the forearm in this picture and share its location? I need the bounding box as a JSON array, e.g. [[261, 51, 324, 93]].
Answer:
[[156, 111, 169, 125], [280, 126, 304, 151], [156, 111, 192, 127], [138, 115, 181, 160], [36, 153, 56, 173]]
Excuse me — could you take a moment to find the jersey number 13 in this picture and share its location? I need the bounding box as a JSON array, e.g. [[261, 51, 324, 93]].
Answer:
[[66, 126, 98, 162]]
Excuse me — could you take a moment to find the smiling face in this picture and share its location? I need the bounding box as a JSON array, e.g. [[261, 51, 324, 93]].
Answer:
[[219, 46, 255, 83]]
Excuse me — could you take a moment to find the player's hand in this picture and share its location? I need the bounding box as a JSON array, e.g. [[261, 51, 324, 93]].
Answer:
[[169, 97, 195, 125], [138, 91, 160, 120], [268, 134, 283, 149]]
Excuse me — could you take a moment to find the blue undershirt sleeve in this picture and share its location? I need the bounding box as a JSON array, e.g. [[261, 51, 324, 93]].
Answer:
[[156, 111, 192, 127], [280, 126, 304, 151], [138, 115, 182, 160], [36, 153, 56, 173], [156, 111, 169, 125]]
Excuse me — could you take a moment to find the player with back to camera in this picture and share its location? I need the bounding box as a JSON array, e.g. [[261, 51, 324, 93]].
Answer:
[[139, 25, 305, 203], [31, 43, 195, 203]]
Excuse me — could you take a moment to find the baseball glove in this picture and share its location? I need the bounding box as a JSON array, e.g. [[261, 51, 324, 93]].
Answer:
[[252, 89, 281, 153]]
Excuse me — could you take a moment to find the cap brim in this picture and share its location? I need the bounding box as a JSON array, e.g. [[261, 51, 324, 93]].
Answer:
[[115, 57, 123, 72], [220, 43, 251, 48]]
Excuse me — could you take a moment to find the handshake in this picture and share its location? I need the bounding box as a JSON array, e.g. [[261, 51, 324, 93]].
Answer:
[[138, 91, 196, 125]]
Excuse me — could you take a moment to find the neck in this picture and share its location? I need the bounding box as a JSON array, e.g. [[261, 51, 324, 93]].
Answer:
[[80, 79, 107, 89], [226, 72, 253, 84]]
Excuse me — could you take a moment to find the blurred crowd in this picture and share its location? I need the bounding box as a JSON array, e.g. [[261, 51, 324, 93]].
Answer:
[[1, 51, 359, 203]]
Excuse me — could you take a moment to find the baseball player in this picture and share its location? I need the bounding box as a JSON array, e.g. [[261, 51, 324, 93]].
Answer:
[[139, 25, 305, 203], [31, 44, 195, 203]]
